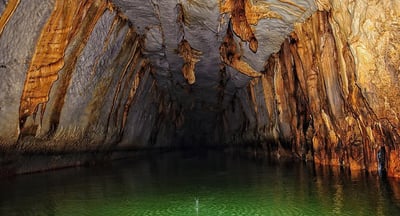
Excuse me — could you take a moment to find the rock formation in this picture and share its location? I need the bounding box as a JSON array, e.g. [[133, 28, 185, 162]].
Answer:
[[0, 0, 399, 177]]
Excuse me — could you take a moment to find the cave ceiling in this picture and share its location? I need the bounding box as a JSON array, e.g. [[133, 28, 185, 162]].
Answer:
[[112, 0, 317, 111]]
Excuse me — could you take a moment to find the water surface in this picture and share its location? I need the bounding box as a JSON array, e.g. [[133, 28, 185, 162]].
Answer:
[[1, 151, 400, 215]]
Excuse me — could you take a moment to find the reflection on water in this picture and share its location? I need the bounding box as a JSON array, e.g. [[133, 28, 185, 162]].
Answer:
[[0, 150, 400, 216]]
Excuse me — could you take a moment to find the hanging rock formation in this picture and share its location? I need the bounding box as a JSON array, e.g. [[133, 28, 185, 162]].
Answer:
[[0, 0, 399, 177]]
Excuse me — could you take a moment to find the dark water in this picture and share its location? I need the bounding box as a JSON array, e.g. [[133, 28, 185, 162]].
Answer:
[[1, 151, 400, 216]]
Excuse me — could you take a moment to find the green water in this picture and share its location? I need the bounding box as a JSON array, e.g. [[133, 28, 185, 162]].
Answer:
[[1, 151, 400, 216]]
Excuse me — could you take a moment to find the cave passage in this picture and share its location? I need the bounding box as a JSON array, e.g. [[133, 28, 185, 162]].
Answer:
[[1, 0, 400, 214], [0, 0, 399, 177]]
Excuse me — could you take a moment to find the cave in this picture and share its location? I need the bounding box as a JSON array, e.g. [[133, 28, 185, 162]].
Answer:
[[1, 0, 400, 215]]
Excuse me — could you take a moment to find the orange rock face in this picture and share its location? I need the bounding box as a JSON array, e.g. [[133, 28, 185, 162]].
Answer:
[[19, 0, 108, 134], [0, 0, 161, 156], [239, 9, 400, 177]]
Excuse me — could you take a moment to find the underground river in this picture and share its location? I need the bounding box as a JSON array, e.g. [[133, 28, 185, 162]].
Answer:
[[1, 150, 399, 216]]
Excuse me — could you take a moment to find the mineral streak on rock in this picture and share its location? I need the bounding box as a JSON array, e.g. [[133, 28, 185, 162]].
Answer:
[[0, 0, 20, 37], [18, 0, 109, 135], [19, 0, 80, 128], [104, 28, 142, 137], [45, 0, 108, 138], [278, 0, 306, 12], [121, 60, 150, 132]]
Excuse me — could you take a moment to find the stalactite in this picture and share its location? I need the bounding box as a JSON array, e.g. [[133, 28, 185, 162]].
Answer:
[[177, 39, 201, 85], [219, 24, 261, 78], [220, 0, 281, 52], [176, 4, 201, 85]]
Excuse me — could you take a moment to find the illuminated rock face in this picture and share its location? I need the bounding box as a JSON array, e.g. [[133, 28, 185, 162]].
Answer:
[[0, 0, 171, 154], [0, 0, 399, 176], [226, 0, 400, 177]]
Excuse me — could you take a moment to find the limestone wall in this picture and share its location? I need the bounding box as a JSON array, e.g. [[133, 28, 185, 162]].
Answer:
[[224, 0, 400, 177]]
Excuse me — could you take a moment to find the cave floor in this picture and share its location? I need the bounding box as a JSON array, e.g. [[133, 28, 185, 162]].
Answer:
[[0, 150, 399, 216]]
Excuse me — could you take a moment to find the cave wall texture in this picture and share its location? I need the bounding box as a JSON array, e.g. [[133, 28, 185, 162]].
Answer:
[[227, 0, 400, 177], [0, 0, 400, 177], [0, 0, 178, 154]]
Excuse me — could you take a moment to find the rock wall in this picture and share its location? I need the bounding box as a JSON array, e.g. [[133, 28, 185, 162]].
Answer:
[[223, 0, 400, 177], [0, 0, 180, 157]]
